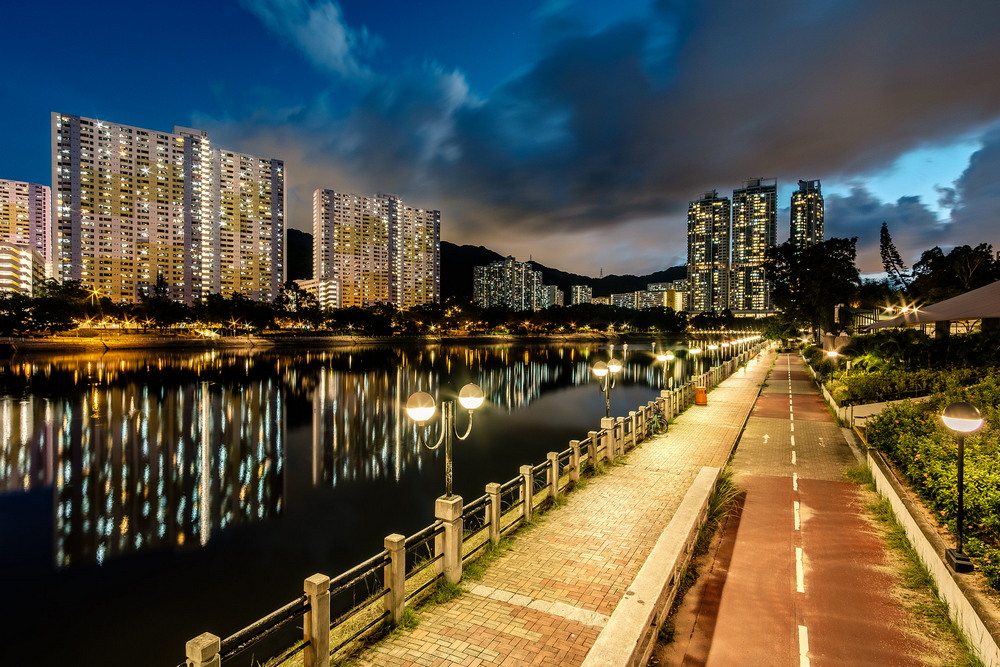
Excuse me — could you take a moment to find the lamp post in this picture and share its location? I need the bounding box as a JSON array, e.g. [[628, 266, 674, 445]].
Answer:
[[655, 349, 675, 389], [405, 383, 485, 498], [942, 401, 984, 573], [690, 347, 702, 378], [593, 358, 622, 418]]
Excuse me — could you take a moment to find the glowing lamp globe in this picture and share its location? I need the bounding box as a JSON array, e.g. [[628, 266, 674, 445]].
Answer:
[[592, 361, 609, 378], [458, 383, 485, 410], [942, 401, 984, 434], [405, 392, 437, 423]]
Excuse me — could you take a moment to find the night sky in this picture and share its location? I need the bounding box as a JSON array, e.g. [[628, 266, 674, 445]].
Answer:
[[3, 0, 1000, 276]]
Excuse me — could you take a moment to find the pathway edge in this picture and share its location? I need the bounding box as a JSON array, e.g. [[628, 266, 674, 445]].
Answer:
[[581, 465, 721, 667]]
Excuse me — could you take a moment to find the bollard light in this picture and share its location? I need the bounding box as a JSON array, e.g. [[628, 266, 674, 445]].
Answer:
[[941, 400, 984, 573]]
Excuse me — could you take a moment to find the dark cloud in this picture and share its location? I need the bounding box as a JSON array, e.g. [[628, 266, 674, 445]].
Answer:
[[214, 0, 1000, 275], [825, 186, 943, 273], [945, 125, 1000, 250]]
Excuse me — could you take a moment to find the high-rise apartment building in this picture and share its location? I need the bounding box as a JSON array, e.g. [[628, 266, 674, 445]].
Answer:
[[0, 179, 50, 294], [537, 284, 564, 309], [570, 285, 592, 305], [473, 256, 541, 311], [790, 179, 824, 248], [730, 178, 777, 312], [312, 190, 439, 309], [686, 190, 731, 313], [52, 113, 284, 304], [0, 179, 51, 267]]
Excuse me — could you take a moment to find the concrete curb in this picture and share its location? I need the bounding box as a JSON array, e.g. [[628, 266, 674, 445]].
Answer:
[[581, 465, 721, 667], [868, 450, 1000, 667]]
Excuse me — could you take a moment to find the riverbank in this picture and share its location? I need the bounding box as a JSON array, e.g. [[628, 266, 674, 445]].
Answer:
[[0, 330, 665, 354]]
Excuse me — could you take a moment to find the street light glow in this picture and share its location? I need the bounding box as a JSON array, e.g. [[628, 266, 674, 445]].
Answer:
[[942, 401, 984, 433], [607, 358, 623, 374], [458, 383, 485, 410], [405, 391, 436, 423], [593, 361, 609, 378]]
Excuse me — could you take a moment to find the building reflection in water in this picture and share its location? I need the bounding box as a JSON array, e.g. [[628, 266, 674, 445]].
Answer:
[[0, 343, 680, 570]]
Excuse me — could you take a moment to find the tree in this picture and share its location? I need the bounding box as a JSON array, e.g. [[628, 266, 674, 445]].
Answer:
[[31, 279, 88, 333], [879, 222, 910, 291], [275, 280, 323, 327], [765, 237, 861, 342], [909, 243, 999, 303], [0, 291, 31, 335]]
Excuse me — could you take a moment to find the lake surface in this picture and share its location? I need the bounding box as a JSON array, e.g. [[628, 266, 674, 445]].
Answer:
[[0, 341, 706, 666]]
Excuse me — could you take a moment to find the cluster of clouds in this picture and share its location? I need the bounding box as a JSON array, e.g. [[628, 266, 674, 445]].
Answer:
[[218, 0, 1000, 276]]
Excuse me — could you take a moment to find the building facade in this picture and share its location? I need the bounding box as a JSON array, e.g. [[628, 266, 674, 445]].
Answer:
[[537, 284, 564, 309], [312, 190, 440, 309], [687, 190, 731, 313], [570, 284, 592, 305], [790, 179, 824, 248], [52, 113, 284, 304], [730, 178, 777, 312], [0, 179, 50, 294], [473, 256, 541, 311]]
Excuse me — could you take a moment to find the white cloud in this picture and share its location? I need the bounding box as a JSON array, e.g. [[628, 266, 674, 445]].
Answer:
[[240, 0, 373, 79]]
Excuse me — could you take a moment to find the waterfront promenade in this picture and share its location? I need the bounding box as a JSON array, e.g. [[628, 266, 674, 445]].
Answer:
[[349, 349, 776, 666]]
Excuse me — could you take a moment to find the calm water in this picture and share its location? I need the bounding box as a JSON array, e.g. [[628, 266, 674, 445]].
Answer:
[[0, 341, 703, 666]]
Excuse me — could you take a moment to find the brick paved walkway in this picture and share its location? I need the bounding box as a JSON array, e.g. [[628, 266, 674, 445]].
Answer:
[[351, 349, 776, 666]]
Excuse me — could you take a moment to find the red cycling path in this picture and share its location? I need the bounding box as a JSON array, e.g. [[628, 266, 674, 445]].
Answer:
[[665, 352, 939, 666]]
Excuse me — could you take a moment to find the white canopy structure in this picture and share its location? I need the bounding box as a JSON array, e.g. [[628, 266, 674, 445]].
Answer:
[[863, 280, 1000, 330]]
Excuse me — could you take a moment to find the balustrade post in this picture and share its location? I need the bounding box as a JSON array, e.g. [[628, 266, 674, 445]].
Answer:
[[185, 633, 220, 667], [600, 418, 615, 462], [303, 574, 330, 667], [383, 534, 406, 625], [628, 411, 638, 449], [569, 440, 581, 484], [520, 465, 534, 523], [547, 451, 559, 502], [587, 431, 600, 470], [486, 483, 502, 545], [435, 495, 464, 585], [615, 417, 626, 457]]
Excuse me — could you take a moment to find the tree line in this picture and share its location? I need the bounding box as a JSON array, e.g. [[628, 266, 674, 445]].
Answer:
[[0, 278, 714, 337], [763, 227, 999, 341]]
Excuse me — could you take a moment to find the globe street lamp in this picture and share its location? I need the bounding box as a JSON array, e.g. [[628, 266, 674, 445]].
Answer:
[[405, 383, 486, 498], [942, 401, 984, 573], [690, 347, 702, 378], [655, 350, 675, 389], [593, 358, 622, 418]]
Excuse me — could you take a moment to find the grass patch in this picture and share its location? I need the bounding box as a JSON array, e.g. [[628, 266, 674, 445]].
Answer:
[[427, 578, 464, 605], [463, 539, 511, 581], [844, 465, 874, 486]]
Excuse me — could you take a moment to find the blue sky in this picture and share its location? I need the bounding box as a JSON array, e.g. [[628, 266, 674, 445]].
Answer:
[[2, 0, 999, 276]]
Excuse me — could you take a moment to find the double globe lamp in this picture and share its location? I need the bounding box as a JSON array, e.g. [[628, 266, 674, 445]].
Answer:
[[405, 383, 485, 498]]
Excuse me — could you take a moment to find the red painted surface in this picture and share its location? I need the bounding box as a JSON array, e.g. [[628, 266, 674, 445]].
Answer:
[[676, 354, 934, 666]]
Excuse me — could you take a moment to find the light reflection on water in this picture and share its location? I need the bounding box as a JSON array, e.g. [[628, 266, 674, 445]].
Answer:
[[0, 343, 697, 571], [0, 341, 720, 666]]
